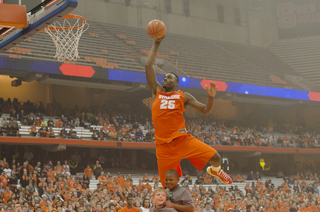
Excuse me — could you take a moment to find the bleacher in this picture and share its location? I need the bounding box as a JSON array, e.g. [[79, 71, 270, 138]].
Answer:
[[0, 21, 297, 88], [2, 113, 94, 139], [98, 22, 295, 88], [1, 112, 295, 142], [269, 38, 320, 86], [86, 173, 313, 193]]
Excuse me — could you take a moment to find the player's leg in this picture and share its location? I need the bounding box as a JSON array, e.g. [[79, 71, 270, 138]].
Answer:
[[157, 158, 182, 188], [177, 135, 232, 184], [155, 143, 183, 187]]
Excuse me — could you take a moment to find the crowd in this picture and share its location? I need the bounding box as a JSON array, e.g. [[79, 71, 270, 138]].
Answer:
[[0, 153, 318, 212], [0, 97, 320, 147]]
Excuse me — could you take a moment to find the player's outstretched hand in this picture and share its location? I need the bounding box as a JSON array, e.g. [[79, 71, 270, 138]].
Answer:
[[155, 35, 165, 43], [205, 81, 218, 98]]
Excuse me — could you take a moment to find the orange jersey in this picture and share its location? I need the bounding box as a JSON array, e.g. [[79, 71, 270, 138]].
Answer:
[[84, 168, 93, 178], [152, 89, 187, 144]]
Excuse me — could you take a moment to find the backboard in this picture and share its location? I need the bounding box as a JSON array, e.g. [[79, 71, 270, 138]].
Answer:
[[0, 0, 78, 52]]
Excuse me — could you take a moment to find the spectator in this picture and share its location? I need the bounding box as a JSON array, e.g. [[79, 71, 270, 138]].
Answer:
[[38, 123, 48, 137], [68, 155, 78, 175], [63, 117, 70, 127], [34, 117, 41, 127], [118, 196, 138, 212], [60, 127, 67, 138], [48, 127, 55, 138], [135, 128, 144, 142], [132, 122, 139, 130], [47, 118, 54, 127], [68, 128, 78, 139], [150, 188, 177, 212], [29, 124, 37, 136], [93, 161, 103, 180], [203, 203, 214, 212], [145, 129, 153, 142], [74, 118, 80, 127], [84, 165, 93, 179], [247, 171, 255, 180], [122, 130, 133, 142], [140, 198, 150, 212], [55, 118, 63, 128]]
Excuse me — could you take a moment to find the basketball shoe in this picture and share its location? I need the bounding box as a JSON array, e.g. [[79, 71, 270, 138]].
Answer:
[[207, 166, 233, 184]]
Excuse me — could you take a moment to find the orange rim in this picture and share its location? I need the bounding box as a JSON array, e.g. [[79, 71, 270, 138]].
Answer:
[[37, 14, 87, 33]]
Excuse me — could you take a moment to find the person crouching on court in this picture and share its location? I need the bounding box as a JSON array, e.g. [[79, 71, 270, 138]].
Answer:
[[150, 188, 177, 212]]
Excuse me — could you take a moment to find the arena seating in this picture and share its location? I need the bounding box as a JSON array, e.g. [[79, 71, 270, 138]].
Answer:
[[0, 21, 297, 89], [270, 37, 320, 86], [86, 173, 313, 194]]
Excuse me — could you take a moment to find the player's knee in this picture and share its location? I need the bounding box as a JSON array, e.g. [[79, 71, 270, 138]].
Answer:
[[210, 152, 221, 164]]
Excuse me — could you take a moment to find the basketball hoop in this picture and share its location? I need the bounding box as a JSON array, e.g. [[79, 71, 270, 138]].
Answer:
[[41, 14, 89, 62]]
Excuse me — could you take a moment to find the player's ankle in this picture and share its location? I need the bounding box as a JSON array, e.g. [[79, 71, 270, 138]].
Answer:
[[210, 166, 220, 172]]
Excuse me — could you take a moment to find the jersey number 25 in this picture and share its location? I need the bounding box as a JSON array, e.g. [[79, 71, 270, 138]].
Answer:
[[160, 100, 175, 109]]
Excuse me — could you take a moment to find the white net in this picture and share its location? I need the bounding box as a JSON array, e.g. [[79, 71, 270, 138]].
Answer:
[[44, 16, 89, 62]]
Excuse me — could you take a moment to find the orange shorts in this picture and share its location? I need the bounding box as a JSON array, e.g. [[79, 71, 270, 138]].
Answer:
[[156, 135, 217, 187]]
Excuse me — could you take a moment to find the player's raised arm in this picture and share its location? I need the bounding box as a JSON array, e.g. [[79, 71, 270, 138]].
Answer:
[[184, 81, 217, 115], [145, 37, 164, 95]]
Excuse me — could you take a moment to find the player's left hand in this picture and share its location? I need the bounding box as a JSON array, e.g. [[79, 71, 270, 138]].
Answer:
[[205, 81, 217, 97], [165, 201, 174, 208]]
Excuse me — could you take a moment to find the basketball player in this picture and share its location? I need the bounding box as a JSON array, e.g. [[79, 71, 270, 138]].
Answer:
[[145, 36, 232, 187]]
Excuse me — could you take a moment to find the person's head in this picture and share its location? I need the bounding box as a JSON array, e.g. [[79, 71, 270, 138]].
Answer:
[[205, 203, 211, 210], [127, 196, 133, 206], [96, 203, 102, 210], [152, 188, 167, 206], [162, 73, 179, 90], [165, 169, 179, 190], [42, 194, 47, 201], [142, 199, 150, 208], [78, 206, 85, 212]]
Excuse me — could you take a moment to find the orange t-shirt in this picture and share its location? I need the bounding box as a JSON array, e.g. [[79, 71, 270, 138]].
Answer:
[[235, 176, 243, 182], [98, 176, 107, 185], [308, 206, 319, 212], [56, 181, 65, 189], [55, 121, 63, 127], [152, 177, 159, 182], [84, 168, 93, 178], [93, 209, 105, 212], [279, 206, 289, 212], [118, 206, 138, 212], [298, 208, 309, 212], [2, 190, 12, 205], [144, 184, 152, 192], [43, 208, 57, 212], [225, 204, 235, 211], [106, 182, 113, 192], [0, 176, 8, 188], [142, 176, 150, 182], [67, 179, 75, 187], [55, 165, 63, 173], [152, 89, 187, 144]]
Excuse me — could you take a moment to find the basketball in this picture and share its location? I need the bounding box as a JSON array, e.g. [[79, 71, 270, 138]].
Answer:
[[147, 19, 166, 40]]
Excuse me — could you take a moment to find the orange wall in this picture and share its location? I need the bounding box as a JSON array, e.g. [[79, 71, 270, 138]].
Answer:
[[0, 76, 49, 104]]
